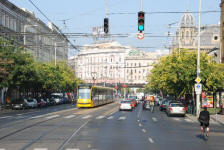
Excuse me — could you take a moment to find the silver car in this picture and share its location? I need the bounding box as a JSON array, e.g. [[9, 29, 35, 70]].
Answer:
[[166, 103, 187, 117], [119, 100, 133, 111]]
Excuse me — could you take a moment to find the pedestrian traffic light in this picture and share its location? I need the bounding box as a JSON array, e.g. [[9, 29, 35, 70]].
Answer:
[[104, 18, 109, 34], [138, 11, 145, 32]]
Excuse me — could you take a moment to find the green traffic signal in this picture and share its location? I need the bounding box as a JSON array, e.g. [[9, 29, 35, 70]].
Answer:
[[138, 25, 144, 31]]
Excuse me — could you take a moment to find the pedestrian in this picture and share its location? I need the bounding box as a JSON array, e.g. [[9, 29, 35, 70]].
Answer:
[[198, 107, 210, 137]]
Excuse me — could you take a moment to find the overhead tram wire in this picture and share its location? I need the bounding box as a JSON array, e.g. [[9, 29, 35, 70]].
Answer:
[[27, 0, 79, 51]]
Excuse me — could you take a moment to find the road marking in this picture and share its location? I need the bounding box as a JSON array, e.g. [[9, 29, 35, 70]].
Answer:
[[173, 118, 181, 121], [0, 148, 5, 150], [82, 115, 91, 119], [66, 149, 79, 150], [31, 115, 46, 119], [148, 137, 154, 143], [33, 148, 48, 150], [96, 115, 104, 119], [142, 129, 146, 133], [118, 116, 126, 120], [0, 116, 12, 119], [16, 113, 23, 116], [64, 115, 76, 119], [152, 117, 158, 122], [139, 123, 142, 127], [107, 116, 114, 120], [46, 115, 59, 119], [184, 118, 193, 122]]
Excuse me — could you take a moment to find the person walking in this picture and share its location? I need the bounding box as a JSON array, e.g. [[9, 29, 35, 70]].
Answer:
[[198, 107, 210, 137]]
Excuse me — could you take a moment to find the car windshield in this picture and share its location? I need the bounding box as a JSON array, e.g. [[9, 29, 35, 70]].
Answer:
[[27, 99, 33, 102], [170, 103, 184, 107], [78, 89, 91, 99], [121, 101, 131, 104]]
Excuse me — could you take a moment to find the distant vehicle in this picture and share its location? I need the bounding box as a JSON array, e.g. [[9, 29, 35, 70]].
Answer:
[[11, 99, 28, 110], [142, 100, 151, 110], [159, 100, 168, 111], [24, 98, 37, 108], [119, 100, 133, 111], [51, 93, 63, 105], [166, 102, 187, 117]]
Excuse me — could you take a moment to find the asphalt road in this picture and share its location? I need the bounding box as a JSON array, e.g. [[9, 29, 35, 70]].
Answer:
[[0, 101, 224, 150]]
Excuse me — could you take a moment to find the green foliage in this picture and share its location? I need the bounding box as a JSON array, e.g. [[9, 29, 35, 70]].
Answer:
[[146, 49, 224, 98]]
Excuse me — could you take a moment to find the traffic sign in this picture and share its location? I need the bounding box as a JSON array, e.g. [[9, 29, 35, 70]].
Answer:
[[195, 83, 202, 94], [195, 77, 201, 83], [137, 33, 144, 40]]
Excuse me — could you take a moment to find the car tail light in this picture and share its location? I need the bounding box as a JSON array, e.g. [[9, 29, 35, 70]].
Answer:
[[183, 107, 187, 111], [169, 107, 172, 111]]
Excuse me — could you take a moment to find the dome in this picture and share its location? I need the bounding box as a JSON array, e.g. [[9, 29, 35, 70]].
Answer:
[[179, 12, 196, 28]]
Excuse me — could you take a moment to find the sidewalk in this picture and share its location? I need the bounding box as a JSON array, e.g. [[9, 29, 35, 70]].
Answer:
[[186, 113, 224, 126]]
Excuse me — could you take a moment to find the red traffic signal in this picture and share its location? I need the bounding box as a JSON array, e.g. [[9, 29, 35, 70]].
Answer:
[[104, 18, 109, 34], [138, 11, 145, 32]]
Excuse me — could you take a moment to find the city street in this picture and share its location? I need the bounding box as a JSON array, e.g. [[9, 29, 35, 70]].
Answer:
[[0, 101, 224, 150]]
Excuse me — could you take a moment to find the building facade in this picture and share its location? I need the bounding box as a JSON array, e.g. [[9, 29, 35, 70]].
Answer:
[[220, 0, 224, 63], [171, 11, 220, 59], [69, 41, 160, 86], [0, 0, 68, 63]]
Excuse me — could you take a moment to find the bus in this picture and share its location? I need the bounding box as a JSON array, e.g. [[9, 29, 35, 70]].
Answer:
[[77, 84, 115, 108]]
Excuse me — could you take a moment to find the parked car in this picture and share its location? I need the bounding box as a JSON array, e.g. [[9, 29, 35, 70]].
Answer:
[[36, 98, 46, 108], [24, 98, 37, 108], [119, 100, 133, 111], [11, 99, 28, 110], [51, 93, 63, 105], [166, 102, 187, 117]]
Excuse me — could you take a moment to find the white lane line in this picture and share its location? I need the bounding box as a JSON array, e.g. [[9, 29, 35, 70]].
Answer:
[[152, 117, 158, 122], [33, 148, 48, 150], [0, 148, 5, 150], [64, 115, 76, 119], [148, 137, 154, 143], [16, 113, 23, 116], [31, 115, 46, 119], [96, 115, 104, 119], [142, 129, 146, 133], [46, 115, 60, 119], [82, 115, 92, 119], [107, 116, 114, 120], [0, 116, 12, 119], [173, 118, 181, 121], [118, 116, 126, 120], [66, 149, 79, 150], [139, 123, 142, 127]]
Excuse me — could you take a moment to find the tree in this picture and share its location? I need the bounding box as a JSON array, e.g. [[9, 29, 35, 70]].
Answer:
[[146, 49, 224, 99]]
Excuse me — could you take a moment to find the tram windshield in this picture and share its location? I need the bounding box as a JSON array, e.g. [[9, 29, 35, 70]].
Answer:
[[78, 89, 91, 99]]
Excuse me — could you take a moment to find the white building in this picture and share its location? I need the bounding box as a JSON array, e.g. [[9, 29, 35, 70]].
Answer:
[[69, 41, 162, 86]]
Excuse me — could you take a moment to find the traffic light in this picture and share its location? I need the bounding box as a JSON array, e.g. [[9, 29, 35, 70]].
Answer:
[[138, 11, 145, 32], [104, 18, 109, 34]]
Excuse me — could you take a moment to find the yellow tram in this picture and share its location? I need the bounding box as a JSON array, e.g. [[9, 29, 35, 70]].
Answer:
[[76, 84, 115, 108]]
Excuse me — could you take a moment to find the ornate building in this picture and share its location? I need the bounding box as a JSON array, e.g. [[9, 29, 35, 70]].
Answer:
[[68, 41, 161, 86], [171, 11, 220, 58]]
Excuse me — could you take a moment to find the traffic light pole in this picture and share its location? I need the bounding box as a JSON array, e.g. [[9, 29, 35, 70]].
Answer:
[[105, 0, 108, 18], [140, 0, 143, 11]]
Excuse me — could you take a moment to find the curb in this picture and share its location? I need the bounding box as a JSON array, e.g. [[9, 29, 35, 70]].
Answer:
[[186, 114, 224, 126]]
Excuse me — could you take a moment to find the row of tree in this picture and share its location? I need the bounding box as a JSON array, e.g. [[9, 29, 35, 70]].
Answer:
[[145, 49, 224, 99], [0, 37, 82, 99]]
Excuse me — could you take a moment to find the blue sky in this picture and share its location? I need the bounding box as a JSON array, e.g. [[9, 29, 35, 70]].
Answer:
[[9, 0, 220, 57]]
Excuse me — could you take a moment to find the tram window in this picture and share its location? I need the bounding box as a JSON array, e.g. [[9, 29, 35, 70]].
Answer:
[[78, 89, 91, 99]]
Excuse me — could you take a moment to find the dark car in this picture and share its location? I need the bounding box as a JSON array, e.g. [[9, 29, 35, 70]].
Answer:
[[159, 100, 168, 111], [11, 99, 28, 110], [142, 100, 151, 110]]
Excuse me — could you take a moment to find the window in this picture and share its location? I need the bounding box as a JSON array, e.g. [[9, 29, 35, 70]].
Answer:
[[214, 36, 218, 41]]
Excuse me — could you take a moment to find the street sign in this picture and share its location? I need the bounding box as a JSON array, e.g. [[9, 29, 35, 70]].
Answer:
[[195, 83, 202, 94], [195, 77, 201, 83], [137, 33, 144, 40]]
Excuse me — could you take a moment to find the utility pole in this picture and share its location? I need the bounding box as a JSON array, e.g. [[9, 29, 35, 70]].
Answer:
[[196, 0, 202, 117], [140, 0, 143, 11]]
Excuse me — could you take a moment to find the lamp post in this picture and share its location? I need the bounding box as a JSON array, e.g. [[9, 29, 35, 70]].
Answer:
[[196, 0, 202, 117]]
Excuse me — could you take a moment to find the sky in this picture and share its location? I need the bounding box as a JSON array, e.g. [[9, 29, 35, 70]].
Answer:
[[9, 0, 221, 57]]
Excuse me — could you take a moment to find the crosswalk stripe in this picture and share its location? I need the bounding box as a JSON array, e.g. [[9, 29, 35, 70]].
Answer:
[[96, 116, 104, 119], [33, 148, 48, 150], [107, 116, 114, 120], [64, 115, 76, 119], [152, 117, 158, 122], [31, 115, 46, 119], [0, 148, 5, 150], [118, 116, 126, 120], [46, 115, 59, 119], [0, 116, 12, 119], [82, 115, 91, 119], [66, 148, 79, 150]]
